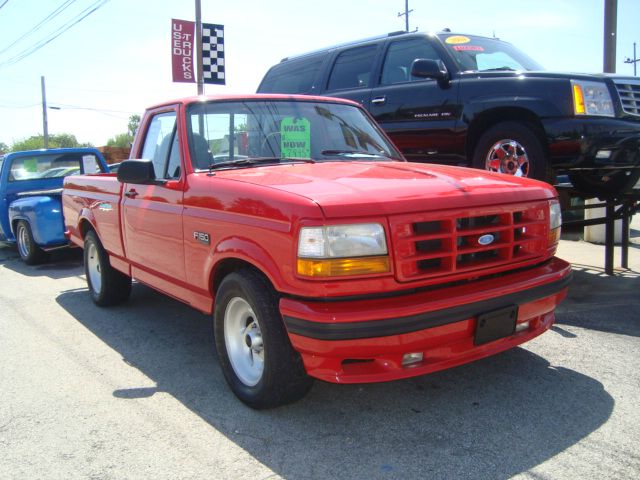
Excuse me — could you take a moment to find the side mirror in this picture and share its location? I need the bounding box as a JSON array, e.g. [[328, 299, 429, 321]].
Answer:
[[410, 59, 449, 83], [116, 159, 157, 184]]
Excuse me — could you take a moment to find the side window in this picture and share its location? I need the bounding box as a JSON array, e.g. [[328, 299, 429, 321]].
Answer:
[[258, 56, 323, 94], [166, 134, 181, 179], [141, 111, 178, 179], [380, 39, 440, 86], [327, 45, 377, 91]]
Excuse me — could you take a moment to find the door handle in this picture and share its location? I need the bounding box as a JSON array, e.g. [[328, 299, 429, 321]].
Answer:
[[371, 96, 386, 105], [124, 189, 138, 198]]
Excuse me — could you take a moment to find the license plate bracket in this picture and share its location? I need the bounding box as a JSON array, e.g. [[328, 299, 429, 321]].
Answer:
[[474, 305, 518, 346]]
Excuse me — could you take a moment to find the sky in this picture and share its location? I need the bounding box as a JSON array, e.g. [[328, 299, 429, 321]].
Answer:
[[0, 0, 638, 148]]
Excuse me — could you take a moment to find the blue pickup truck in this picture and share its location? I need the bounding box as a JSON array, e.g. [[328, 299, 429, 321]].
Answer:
[[0, 148, 109, 264]]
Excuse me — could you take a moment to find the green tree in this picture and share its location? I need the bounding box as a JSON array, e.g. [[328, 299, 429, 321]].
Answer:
[[106, 133, 133, 148], [107, 114, 140, 148], [10, 133, 91, 152], [128, 114, 140, 137], [0, 142, 8, 154]]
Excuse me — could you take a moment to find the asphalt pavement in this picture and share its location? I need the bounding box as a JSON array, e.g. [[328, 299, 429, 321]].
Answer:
[[0, 216, 638, 479]]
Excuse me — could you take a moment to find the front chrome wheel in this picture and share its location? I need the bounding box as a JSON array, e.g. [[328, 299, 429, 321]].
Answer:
[[224, 297, 265, 387], [485, 139, 530, 177]]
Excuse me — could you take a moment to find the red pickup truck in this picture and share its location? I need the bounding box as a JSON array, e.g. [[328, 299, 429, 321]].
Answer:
[[63, 94, 571, 408]]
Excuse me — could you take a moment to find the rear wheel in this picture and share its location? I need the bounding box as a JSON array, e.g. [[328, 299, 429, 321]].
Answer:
[[214, 269, 313, 409], [473, 121, 553, 183], [84, 230, 131, 306], [15, 220, 48, 265]]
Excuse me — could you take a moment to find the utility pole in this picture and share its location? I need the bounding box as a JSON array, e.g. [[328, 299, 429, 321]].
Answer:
[[603, 0, 617, 73], [41, 76, 49, 149], [624, 42, 639, 76], [398, 0, 413, 32], [195, 0, 204, 95]]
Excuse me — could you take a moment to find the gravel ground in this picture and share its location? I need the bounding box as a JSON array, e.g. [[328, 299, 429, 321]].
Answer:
[[0, 215, 638, 480]]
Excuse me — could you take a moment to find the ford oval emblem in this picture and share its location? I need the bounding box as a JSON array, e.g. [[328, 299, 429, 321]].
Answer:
[[478, 234, 495, 246]]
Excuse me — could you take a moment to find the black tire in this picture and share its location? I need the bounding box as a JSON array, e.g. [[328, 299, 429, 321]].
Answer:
[[83, 230, 132, 306], [472, 121, 554, 183], [568, 167, 640, 199], [15, 220, 48, 265], [214, 269, 313, 409]]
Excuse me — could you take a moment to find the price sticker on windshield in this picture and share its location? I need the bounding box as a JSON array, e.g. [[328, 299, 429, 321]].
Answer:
[[280, 117, 311, 158], [445, 35, 471, 44], [24, 158, 38, 172]]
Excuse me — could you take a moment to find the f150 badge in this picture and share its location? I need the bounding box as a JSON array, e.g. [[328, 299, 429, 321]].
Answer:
[[193, 231, 210, 245]]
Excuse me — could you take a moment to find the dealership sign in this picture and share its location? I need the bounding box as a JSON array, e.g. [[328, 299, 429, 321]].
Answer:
[[171, 19, 225, 85], [171, 19, 195, 83]]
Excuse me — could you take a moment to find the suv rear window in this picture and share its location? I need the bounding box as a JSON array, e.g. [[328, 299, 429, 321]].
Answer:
[[327, 45, 377, 91], [258, 55, 324, 94]]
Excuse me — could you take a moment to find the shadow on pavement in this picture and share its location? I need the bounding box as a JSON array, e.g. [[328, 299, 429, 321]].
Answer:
[[56, 284, 613, 480], [0, 243, 84, 280], [556, 264, 640, 338]]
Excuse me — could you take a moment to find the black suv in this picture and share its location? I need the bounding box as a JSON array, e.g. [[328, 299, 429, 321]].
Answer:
[[258, 31, 640, 197]]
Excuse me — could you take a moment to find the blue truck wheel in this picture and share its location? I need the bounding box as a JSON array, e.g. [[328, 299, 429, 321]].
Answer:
[[16, 220, 48, 265]]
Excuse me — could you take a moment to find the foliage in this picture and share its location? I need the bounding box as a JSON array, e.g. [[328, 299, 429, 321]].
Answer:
[[106, 114, 141, 148], [128, 114, 141, 137], [10, 133, 92, 152], [106, 133, 133, 148], [0, 142, 8, 154]]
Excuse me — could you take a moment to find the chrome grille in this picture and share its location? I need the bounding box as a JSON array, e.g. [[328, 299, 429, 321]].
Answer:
[[390, 201, 549, 283], [614, 79, 640, 116]]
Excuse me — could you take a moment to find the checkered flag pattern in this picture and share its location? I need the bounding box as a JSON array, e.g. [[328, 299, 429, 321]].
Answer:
[[201, 23, 225, 85]]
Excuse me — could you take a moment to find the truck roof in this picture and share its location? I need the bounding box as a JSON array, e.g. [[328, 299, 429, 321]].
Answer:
[[3, 147, 103, 160], [144, 93, 362, 111]]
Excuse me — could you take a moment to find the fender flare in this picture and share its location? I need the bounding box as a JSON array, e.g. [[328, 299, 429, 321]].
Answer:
[[208, 236, 288, 296]]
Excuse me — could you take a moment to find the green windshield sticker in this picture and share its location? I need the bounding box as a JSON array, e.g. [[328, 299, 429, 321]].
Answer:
[[24, 158, 38, 172], [280, 117, 311, 158]]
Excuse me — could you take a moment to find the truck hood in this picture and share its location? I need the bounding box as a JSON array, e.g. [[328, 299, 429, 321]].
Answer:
[[218, 161, 555, 218], [463, 70, 637, 83]]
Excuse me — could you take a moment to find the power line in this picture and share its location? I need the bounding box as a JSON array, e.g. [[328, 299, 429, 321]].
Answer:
[[0, 0, 109, 69], [0, 0, 78, 56], [0, 1, 10, 11], [50, 102, 138, 115]]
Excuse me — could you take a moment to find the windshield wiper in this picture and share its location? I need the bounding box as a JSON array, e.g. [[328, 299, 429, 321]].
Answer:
[[321, 149, 399, 160], [207, 157, 315, 170]]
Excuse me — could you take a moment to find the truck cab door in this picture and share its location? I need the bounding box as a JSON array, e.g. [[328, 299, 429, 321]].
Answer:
[[368, 37, 461, 164], [122, 108, 187, 286]]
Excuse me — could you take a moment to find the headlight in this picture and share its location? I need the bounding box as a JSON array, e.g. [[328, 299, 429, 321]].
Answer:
[[548, 199, 562, 246], [297, 223, 390, 277], [571, 80, 614, 117]]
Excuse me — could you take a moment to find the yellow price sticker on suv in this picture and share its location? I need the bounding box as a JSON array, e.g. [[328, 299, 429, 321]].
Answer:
[[280, 117, 311, 158], [445, 35, 471, 44]]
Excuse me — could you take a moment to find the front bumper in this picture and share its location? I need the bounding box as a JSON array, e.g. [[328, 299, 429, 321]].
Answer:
[[280, 257, 572, 383], [544, 117, 640, 172]]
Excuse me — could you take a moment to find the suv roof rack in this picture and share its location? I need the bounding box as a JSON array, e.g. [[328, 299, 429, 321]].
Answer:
[[281, 31, 415, 62]]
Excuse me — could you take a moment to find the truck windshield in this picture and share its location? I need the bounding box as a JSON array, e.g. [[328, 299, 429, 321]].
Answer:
[[186, 99, 403, 170], [438, 34, 543, 72], [7, 152, 101, 182]]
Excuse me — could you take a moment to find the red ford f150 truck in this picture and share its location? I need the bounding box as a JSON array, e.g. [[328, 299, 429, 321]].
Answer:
[[62, 94, 571, 408]]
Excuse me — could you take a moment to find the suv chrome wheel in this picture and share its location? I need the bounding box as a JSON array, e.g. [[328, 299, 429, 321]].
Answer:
[[485, 139, 530, 177]]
